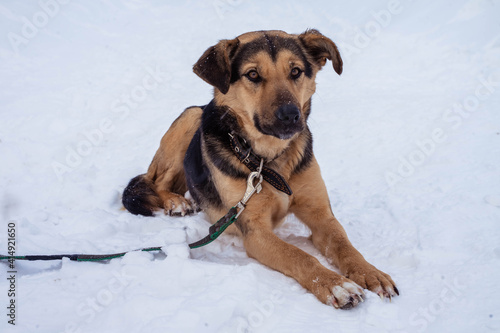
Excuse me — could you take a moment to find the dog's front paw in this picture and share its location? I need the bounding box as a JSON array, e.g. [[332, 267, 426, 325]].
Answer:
[[309, 269, 365, 309], [328, 281, 365, 309], [345, 262, 399, 300], [162, 193, 194, 216]]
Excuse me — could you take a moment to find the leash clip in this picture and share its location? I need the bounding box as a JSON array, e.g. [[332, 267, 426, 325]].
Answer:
[[241, 172, 263, 205], [235, 159, 264, 219]]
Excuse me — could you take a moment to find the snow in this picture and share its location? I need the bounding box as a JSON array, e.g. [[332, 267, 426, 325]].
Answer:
[[1, 0, 500, 332]]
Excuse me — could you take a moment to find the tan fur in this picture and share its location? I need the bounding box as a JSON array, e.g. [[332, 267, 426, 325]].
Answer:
[[145, 106, 202, 214], [125, 30, 398, 308]]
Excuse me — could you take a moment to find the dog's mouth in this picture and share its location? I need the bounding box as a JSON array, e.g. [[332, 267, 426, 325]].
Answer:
[[253, 110, 304, 140]]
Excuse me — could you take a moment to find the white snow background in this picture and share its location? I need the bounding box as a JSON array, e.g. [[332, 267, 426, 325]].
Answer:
[[1, 0, 500, 332]]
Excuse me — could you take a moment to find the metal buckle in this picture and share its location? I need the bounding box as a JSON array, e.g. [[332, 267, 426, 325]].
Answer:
[[235, 158, 264, 219]]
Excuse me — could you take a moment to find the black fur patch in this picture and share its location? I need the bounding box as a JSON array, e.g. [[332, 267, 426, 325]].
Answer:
[[303, 98, 312, 119], [201, 102, 247, 180], [122, 175, 157, 216], [184, 128, 223, 208], [292, 129, 314, 175]]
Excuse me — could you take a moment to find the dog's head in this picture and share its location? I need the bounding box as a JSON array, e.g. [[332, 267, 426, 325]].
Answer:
[[193, 29, 342, 141]]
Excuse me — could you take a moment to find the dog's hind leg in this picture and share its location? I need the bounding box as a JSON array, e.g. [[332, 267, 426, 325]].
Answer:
[[122, 106, 203, 216]]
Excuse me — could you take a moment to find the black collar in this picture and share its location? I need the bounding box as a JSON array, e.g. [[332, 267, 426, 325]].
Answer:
[[228, 133, 293, 195]]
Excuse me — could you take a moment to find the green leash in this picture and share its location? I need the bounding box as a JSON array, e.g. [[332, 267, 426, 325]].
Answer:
[[0, 208, 238, 262], [0, 165, 264, 262], [188, 206, 239, 249], [0, 247, 163, 262]]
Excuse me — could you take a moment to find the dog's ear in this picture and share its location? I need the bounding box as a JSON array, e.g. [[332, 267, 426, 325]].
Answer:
[[193, 38, 239, 94], [298, 29, 343, 75]]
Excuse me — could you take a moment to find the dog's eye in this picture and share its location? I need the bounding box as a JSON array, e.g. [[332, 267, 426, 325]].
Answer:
[[245, 70, 261, 83], [291, 67, 303, 80]]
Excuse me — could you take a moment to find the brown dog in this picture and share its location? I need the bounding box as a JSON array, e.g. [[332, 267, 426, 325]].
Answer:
[[122, 29, 398, 309]]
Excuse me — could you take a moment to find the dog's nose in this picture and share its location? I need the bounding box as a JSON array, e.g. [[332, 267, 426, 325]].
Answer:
[[276, 105, 301, 125]]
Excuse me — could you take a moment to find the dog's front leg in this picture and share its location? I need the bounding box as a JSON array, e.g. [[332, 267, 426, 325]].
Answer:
[[290, 158, 399, 299], [238, 201, 364, 309]]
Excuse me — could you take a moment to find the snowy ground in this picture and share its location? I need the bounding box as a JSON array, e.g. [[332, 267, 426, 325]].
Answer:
[[1, 0, 500, 332]]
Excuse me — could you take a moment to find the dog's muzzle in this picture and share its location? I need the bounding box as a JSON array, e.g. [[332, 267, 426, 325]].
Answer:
[[273, 104, 304, 139], [254, 104, 304, 140]]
